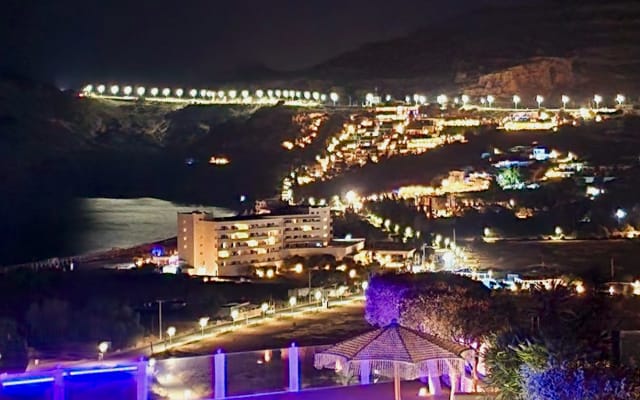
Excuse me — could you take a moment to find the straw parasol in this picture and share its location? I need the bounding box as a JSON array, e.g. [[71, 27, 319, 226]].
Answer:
[[314, 321, 469, 400]]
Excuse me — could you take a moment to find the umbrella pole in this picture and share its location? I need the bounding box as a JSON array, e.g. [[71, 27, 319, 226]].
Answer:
[[394, 362, 401, 400]]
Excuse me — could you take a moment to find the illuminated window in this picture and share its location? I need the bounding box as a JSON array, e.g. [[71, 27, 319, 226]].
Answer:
[[231, 232, 249, 240], [247, 240, 258, 247], [234, 223, 249, 230], [218, 250, 229, 258]]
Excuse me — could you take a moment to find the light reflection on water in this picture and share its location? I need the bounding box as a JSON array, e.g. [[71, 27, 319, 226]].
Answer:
[[70, 197, 233, 255]]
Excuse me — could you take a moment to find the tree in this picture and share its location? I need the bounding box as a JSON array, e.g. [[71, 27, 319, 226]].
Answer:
[[0, 319, 28, 373], [497, 167, 523, 189], [521, 362, 640, 400], [26, 299, 71, 346], [483, 331, 549, 400]]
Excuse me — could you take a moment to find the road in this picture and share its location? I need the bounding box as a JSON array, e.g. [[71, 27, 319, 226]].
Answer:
[[111, 296, 368, 360]]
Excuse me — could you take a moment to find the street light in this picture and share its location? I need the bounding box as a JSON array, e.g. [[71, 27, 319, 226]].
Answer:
[[97, 84, 105, 94], [436, 94, 448, 107], [561, 95, 570, 108], [241, 90, 249, 99], [150, 87, 159, 97], [123, 86, 133, 96], [461, 94, 469, 106], [228, 90, 237, 99], [314, 290, 322, 307], [267, 89, 274, 98], [231, 309, 239, 326], [97, 341, 109, 360], [329, 92, 340, 106], [487, 95, 495, 107], [110, 85, 119, 95], [349, 269, 357, 279], [480, 97, 486, 106], [162, 88, 171, 97], [261, 302, 269, 318], [136, 87, 146, 97], [294, 263, 303, 274], [289, 296, 297, 312], [256, 89, 264, 98], [199, 317, 209, 336], [616, 94, 625, 106], [166, 326, 176, 344], [593, 94, 602, 109], [555, 226, 563, 237], [361, 281, 369, 292], [175, 88, 184, 97], [512, 95, 520, 109], [312, 91, 320, 101], [536, 95, 544, 108], [189, 89, 197, 98], [615, 208, 627, 222], [303, 91, 311, 100], [83, 84, 93, 94]]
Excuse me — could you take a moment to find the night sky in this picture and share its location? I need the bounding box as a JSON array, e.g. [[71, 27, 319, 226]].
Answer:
[[2, 0, 525, 88]]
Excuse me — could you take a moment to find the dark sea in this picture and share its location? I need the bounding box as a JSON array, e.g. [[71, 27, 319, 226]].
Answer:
[[0, 197, 232, 266]]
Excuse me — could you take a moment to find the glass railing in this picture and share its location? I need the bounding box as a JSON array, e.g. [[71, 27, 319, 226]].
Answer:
[[149, 344, 379, 399]]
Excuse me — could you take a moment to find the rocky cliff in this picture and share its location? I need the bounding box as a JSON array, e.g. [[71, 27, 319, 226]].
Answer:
[[306, 0, 640, 96], [463, 57, 577, 99]]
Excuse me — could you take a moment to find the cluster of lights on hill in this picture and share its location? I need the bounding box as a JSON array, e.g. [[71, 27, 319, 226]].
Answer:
[[80, 84, 340, 106]]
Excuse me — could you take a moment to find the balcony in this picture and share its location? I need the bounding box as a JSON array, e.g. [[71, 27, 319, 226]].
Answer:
[[0, 346, 484, 399]]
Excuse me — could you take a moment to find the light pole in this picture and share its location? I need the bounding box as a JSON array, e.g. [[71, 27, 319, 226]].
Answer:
[[231, 309, 239, 327], [162, 88, 170, 97], [593, 94, 602, 110], [289, 296, 297, 313], [110, 85, 119, 95], [561, 95, 569, 109], [136, 87, 146, 97], [199, 317, 209, 337], [487, 95, 495, 108], [314, 290, 322, 307], [616, 94, 625, 106], [461, 94, 469, 106], [513, 95, 520, 109], [166, 326, 176, 344], [308, 268, 312, 303], [150, 87, 159, 97], [536, 95, 544, 109], [97, 341, 109, 360], [156, 300, 165, 341], [261, 302, 269, 319], [330, 92, 339, 106], [97, 84, 105, 95]]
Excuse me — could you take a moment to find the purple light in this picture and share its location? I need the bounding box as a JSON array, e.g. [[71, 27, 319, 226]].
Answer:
[[1, 377, 55, 387], [67, 365, 138, 376]]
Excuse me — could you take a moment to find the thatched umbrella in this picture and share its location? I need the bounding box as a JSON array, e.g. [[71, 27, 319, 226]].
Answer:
[[314, 321, 469, 400]]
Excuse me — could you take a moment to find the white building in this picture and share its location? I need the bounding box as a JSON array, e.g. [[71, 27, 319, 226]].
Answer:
[[178, 206, 333, 276]]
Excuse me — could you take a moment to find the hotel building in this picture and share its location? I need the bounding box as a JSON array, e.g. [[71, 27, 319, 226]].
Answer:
[[178, 206, 332, 276]]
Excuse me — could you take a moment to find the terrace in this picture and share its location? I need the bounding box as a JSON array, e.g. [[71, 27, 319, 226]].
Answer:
[[1, 344, 488, 400]]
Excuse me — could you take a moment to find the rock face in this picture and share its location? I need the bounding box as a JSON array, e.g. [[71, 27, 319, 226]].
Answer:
[[463, 57, 576, 99]]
